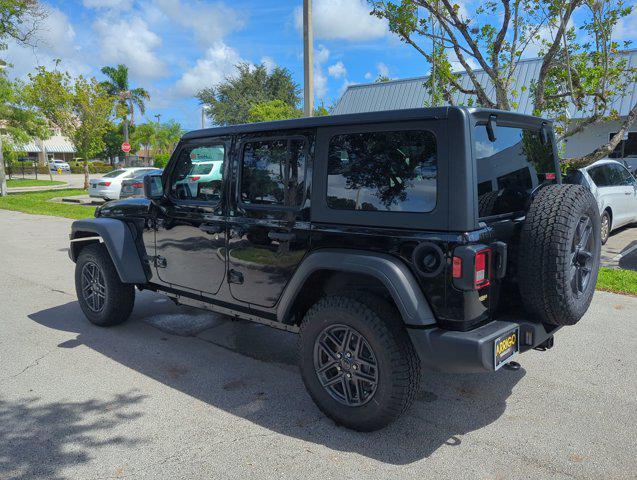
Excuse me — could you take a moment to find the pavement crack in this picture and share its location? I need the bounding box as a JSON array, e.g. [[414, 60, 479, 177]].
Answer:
[[0, 350, 54, 383]]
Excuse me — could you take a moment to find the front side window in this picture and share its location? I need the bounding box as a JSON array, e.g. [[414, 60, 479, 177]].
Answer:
[[326, 130, 438, 212], [170, 143, 225, 202], [240, 138, 306, 207], [474, 125, 557, 217]]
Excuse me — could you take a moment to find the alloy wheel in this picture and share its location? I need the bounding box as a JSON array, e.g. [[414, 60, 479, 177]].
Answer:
[[313, 324, 379, 407], [81, 261, 106, 312], [570, 215, 594, 297]]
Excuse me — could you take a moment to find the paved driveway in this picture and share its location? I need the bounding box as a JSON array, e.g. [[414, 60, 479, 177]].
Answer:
[[0, 210, 635, 480], [601, 225, 637, 270]]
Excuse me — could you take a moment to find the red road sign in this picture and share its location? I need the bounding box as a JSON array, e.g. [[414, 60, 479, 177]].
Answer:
[[121, 142, 131, 153]]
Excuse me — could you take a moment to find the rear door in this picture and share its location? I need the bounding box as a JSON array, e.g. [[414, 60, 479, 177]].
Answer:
[[589, 164, 634, 227], [226, 131, 312, 308]]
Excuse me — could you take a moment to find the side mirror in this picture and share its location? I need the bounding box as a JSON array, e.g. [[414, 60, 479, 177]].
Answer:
[[144, 174, 163, 200]]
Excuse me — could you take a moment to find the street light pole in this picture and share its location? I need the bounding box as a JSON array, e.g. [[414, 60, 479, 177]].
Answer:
[[154, 113, 161, 124], [303, 0, 314, 117]]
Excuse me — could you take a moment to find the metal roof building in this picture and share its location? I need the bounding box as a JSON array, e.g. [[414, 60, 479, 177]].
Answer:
[[333, 51, 637, 119], [20, 135, 76, 154]]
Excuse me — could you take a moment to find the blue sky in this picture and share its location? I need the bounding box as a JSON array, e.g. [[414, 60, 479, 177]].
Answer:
[[5, 0, 637, 131], [6, 0, 431, 130]]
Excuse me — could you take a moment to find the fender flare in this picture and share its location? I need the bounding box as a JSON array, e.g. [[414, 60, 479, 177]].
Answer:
[[277, 249, 436, 326], [70, 218, 148, 284]]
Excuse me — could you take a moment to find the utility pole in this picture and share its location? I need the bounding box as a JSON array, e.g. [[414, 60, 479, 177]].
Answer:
[[154, 113, 161, 124], [303, 0, 314, 117], [201, 106, 206, 129]]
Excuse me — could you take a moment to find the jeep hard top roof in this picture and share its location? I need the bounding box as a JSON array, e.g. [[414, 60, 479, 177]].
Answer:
[[182, 107, 552, 140]]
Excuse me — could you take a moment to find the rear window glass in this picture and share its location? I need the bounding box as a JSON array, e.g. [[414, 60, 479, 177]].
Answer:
[[326, 130, 437, 212], [103, 169, 126, 178], [474, 125, 557, 217], [190, 163, 215, 175]]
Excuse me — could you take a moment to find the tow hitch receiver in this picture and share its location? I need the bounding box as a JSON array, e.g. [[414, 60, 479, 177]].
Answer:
[[534, 336, 555, 351]]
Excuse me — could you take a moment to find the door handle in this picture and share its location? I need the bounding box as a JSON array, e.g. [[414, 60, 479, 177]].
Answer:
[[199, 223, 223, 234], [268, 231, 296, 242]]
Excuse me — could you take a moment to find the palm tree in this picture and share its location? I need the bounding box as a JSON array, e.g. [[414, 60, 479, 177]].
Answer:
[[100, 64, 149, 164]]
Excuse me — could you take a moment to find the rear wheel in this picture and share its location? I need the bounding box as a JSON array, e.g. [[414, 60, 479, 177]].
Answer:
[[600, 210, 611, 245], [518, 185, 601, 326], [299, 293, 420, 431], [75, 243, 135, 326]]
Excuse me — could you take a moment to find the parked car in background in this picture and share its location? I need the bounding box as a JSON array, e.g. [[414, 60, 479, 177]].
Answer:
[[564, 159, 637, 244], [89, 167, 158, 201], [48, 159, 71, 172], [119, 169, 163, 199]]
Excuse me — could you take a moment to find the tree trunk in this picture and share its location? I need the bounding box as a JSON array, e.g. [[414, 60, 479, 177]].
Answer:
[[566, 101, 637, 168], [83, 160, 89, 190], [0, 135, 7, 197]]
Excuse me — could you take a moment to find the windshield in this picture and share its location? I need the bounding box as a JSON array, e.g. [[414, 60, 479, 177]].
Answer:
[[103, 169, 127, 178], [474, 124, 558, 217]]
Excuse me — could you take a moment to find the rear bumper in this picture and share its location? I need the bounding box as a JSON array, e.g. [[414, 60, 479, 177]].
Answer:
[[408, 319, 560, 373]]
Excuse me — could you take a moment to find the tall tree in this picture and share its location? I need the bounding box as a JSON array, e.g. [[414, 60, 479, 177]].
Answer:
[[25, 66, 114, 188], [0, 0, 48, 195], [0, 71, 49, 195], [369, 0, 637, 166], [196, 63, 301, 126], [100, 64, 150, 164]]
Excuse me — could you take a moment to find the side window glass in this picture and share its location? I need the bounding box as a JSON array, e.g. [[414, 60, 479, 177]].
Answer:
[[170, 143, 225, 202], [607, 164, 628, 186], [327, 130, 437, 212], [240, 138, 306, 207], [588, 166, 610, 187]]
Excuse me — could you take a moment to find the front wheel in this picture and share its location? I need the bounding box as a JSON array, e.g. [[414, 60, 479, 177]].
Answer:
[[75, 243, 135, 326], [600, 210, 611, 245], [298, 294, 420, 431]]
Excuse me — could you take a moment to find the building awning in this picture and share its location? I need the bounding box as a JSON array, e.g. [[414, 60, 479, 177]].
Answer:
[[17, 135, 76, 154]]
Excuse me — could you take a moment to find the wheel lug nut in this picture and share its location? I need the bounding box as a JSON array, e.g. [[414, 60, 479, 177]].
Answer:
[[352, 365, 358, 370], [346, 352, 351, 358], [337, 366, 341, 371], [346, 373, 351, 378], [336, 353, 341, 359]]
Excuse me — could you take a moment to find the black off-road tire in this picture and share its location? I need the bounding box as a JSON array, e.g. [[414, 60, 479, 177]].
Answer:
[[478, 191, 499, 217], [518, 184, 601, 326], [75, 243, 135, 327], [298, 293, 421, 431], [600, 210, 611, 245]]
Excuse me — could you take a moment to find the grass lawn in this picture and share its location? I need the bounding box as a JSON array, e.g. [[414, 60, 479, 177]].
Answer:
[[7, 178, 65, 188], [0, 189, 96, 220], [596, 268, 637, 296]]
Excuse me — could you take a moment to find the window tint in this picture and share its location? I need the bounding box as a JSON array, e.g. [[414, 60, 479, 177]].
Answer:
[[326, 130, 437, 212], [240, 138, 306, 207], [564, 169, 588, 187], [474, 125, 557, 217], [608, 163, 634, 186], [170, 143, 225, 202]]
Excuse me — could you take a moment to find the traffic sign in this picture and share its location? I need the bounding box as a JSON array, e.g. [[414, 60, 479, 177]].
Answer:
[[121, 142, 131, 153]]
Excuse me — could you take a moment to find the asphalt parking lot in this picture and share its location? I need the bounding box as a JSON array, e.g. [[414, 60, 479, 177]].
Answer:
[[0, 209, 635, 480], [601, 225, 637, 270]]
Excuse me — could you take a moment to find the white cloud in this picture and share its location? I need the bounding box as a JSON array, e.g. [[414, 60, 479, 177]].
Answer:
[[94, 16, 165, 79], [153, 0, 244, 46], [364, 72, 373, 80], [175, 42, 242, 96], [261, 56, 276, 73], [4, 6, 89, 78], [328, 61, 347, 79], [294, 0, 389, 41], [314, 45, 330, 99], [82, 0, 133, 10], [377, 62, 389, 78], [612, 7, 637, 42]]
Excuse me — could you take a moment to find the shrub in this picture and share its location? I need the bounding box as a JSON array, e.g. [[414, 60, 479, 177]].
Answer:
[[154, 153, 170, 168]]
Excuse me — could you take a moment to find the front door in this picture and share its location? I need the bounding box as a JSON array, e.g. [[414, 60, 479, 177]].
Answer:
[[154, 138, 229, 295], [226, 133, 312, 308]]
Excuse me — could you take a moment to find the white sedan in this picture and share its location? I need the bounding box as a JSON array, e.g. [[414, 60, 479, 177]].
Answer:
[[565, 159, 637, 244], [89, 168, 158, 201], [48, 159, 71, 172]]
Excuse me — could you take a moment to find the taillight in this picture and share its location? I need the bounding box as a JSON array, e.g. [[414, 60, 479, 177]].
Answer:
[[131, 182, 144, 188], [452, 257, 462, 278], [452, 245, 492, 290], [190, 176, 200, 181], [474, 248, 491, 288], [98, 182, 111, 186]]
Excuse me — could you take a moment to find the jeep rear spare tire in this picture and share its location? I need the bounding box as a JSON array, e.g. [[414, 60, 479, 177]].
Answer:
[[518, 184, 601, 326]]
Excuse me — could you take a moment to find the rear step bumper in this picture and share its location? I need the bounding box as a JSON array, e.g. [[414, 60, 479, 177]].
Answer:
[[407, 320, 560, 373]]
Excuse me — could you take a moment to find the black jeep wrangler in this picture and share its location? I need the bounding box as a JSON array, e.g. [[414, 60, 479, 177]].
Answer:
[[69, 107, 601, 431]]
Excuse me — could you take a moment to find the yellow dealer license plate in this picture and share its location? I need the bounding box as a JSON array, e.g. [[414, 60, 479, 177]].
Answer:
[[494, 328, 519, 370]]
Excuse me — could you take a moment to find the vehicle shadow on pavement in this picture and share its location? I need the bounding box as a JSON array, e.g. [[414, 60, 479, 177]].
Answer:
[[28, 292, 524, 466], [0, 393, 145, 480]]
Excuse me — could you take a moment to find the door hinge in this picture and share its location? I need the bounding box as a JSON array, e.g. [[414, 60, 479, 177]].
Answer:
[[228, 269, 244, 284], [154, 256, 167, 268]]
